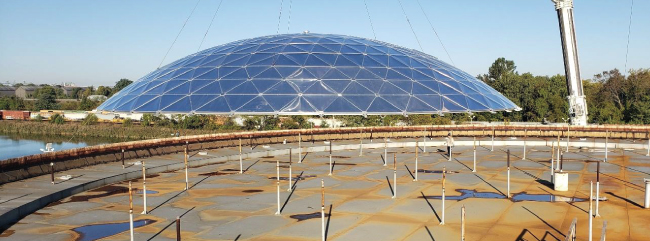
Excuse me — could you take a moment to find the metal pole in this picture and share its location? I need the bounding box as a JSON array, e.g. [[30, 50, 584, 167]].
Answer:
[[176, 216, 181, 241], [461, 205, 465, 241], [440, 166, 445, 225], [288, 149, 293, 191], [449, 144, 453, 162], [473, 137, 476, 173], [644, 178, 650, 208], [393, 153, 397, 199], [50, 162, 54, 184], [558, 152, 564, 172], [589, 181, 593, 241], [423, 128, 427, 153], [566, 124, 570, 152], [647, 135, 649, 157], [523, 129, 527, 160], [557, 135, 561, 169], [329, 141, 332, 176], [299, 133, 302, 163], [601, 220, 607, 241], [275, 160, 280, 215], [384, 137, 388, 166], [122, 149, 125, 169], [239, 138, 243, 174], [142, 161, 147, 214], [491, 127, 495, 152], [321, 179, 325, 241], [184, 148, 188, 190], [596, 161, 600, 217], [129, 181, 134, 241], [605, 130, 609, 162], [359, 129, 363, 156], [507, 149, 511, 198], [414, 141, 418, 181], [551, 141, 555, 182]]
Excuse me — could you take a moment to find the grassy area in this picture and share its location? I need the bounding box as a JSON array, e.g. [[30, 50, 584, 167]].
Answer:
[[0, 120, 235, 140]]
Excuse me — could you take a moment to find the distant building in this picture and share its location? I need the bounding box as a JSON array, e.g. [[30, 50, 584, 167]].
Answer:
[[15, 86, 38, 99], [0, 86, 16, 97], [87, 95, 108, 101], [61, 86, 89, 97]]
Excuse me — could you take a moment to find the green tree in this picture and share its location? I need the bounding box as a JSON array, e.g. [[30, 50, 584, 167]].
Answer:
[[95, 86, 112, 96], [488, 57, 517, 81], [112, 79, 133, 96], [78, 97, 99, 111], [34, 86, 59, 110]]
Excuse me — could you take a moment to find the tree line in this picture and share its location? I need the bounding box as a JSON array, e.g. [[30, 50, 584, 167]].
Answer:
[[3, 59, 649, 126], [0, 79, 133, 111]]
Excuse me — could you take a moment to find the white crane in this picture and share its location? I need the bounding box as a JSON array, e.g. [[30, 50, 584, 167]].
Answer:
[[551, 0, 588, 126]]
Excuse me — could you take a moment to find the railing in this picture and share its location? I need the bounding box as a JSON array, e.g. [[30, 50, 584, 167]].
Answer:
[[565, 217, 577, 241]]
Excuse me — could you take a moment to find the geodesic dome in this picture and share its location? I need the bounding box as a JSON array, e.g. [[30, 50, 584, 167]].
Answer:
[[97, 33, 518, 115]]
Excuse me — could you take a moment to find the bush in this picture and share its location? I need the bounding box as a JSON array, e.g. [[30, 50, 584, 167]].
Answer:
[[32, 114, 43, 122], [123, 118, 133, 127], [82, 113, 98, 125], [50, 114, 65, 125]]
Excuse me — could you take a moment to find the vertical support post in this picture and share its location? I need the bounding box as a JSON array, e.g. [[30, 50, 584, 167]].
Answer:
[[423, 128, 427, 153], [558, 152, 564, 172], [275, 160, 281, 215], [129, 181, 134, 241], [473, 137, 477, 173], [384, 138, 388, 166], [589, 181, 593, 241], [461, 205, 465, 241], [329, 141, 332, 176], [321, 179, 325, 241], [414, 141, 418, 181], [647, 133, 650, 156], [393, 153, 397, 199], [288, 149, 293, 192], [551, 141, 555, 182], [184, 148, 188, 190], [176, 216, 181, 241], [644, 178, 650, 208], [50, 162, 54, 184], [299, 133, 302, 163], [522, 129, 527, 160], [449, 145, 453, 162], [507, 149, 511, 198], [596, 161, 600, 217], [440, 166, 446, 225], [142, 161, 147, 214], [566, 124, 570, 152], [557, 135, 561, 169], [601, 220, 607, 241], [122, 149, 125, 169], [605, 130, 608, 162], [359, 129, 363, 156], [239, 138, 243, 174], [491, 127, 495, 152]]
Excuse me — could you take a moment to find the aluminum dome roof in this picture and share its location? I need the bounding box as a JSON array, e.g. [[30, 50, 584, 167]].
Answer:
[[97, 33, 519, 115]]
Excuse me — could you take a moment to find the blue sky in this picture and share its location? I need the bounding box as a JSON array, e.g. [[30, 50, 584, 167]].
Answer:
[[0, 0, 647, 87]]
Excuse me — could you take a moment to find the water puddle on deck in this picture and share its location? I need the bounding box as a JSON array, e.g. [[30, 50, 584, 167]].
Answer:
[[420, 189, 586, 203], [290, 212, 329, 222], [136, 190, 159, 195], [72, 219, 156, 241]]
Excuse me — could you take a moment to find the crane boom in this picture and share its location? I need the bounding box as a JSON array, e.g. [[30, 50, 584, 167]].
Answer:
[[552, 0, 588, 126]]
